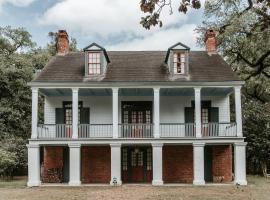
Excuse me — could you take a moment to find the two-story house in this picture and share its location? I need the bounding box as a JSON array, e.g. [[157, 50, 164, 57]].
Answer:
[[27, 30, 247, 186]]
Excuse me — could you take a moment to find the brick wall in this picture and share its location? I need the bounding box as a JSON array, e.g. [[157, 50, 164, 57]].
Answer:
[[163, 145, 193, 183], [212, 145, 233, 183], [42, 146, 64, 183], [81, 146, 111, 183]]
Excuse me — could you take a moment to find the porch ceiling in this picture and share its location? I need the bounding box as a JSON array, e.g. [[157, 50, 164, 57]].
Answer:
[[39, 87, 233, 97]]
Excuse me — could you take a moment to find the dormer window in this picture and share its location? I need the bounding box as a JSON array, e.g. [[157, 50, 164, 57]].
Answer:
[[88, 52, 101, 74], [165, 42, 190, 76], [173, 52, 185, 74], [83, 43, 110, 77]]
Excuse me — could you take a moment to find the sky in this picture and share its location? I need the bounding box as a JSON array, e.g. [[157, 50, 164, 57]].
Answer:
[[0, 0, 205, 51]]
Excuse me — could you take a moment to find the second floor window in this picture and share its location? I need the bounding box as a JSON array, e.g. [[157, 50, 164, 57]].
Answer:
[[88, 52, 101, 74], [173, 52, 185, 74]]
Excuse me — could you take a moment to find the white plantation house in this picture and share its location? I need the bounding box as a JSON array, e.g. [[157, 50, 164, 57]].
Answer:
[[27, 30, 247, 187]]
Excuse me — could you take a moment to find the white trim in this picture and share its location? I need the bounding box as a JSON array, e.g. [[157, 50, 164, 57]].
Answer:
[[28, 81, 245, 88], [152, 143, 163, 185], [193, 142, 205, 185], [69, 143, 81, 186], [110, 143, 122, 185], [194, 87, 201, 138], [31, 88, 39, 139], [234, 86, 243, 137], [72, 88, 79, 139]]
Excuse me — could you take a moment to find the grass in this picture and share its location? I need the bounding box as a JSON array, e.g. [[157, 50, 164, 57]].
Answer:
[[0, 176, 27, 188], [0, 175, 269, 200]]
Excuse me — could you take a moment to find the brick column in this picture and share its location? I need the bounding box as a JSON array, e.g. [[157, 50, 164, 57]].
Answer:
[[69, 143, 81, 186], [152, 143, 163, 185], [193, 142, 205, 185], [27, 144, 40, 187], [234, 142, 247, 185], [110, 143, 122, 185]]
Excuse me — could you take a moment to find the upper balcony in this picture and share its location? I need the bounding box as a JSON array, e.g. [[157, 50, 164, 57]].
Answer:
[[31, 86, 243, 140], [37, 122, 237, 139]]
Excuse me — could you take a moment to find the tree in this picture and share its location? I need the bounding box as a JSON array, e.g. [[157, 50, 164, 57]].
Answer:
[[0, 26, 78, 178], [140, 0, 269, 31], [243, 98, 270, 176]]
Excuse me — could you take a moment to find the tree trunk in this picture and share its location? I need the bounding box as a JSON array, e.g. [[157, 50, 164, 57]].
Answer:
[[261, 161, 267, 177]]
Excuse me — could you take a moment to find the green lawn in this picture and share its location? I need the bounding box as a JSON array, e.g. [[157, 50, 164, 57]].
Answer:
[[0, 175, 269, 200]]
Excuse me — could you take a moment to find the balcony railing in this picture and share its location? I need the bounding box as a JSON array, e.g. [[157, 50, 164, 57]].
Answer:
[[37, 124, 72, 139], [78, 124, 113, 138], [118, 123, 153, 138], [160, 123, 196, 137], [202, 122, 237, 137], [36, 122, 237, 139]]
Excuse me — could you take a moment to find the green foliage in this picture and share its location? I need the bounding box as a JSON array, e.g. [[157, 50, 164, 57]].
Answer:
[[243, 99, 270, 175], [0, 26, 78, 178], [140, 0, 201, 29]]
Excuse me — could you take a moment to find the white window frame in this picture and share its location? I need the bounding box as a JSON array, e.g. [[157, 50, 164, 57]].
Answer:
[[173, 52, 185, 74], [88, 52, 101, 75]]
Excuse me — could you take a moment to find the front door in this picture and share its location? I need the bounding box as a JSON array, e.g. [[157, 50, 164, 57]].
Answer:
[[121, 101, 152, 138], [122, 147, 152, 183]]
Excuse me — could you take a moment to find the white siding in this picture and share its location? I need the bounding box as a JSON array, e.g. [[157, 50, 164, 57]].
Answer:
[[44, 95, 230, 124]]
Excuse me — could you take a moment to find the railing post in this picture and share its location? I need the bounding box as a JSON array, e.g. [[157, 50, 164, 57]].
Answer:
[[112, 88, 119, 138], [72, 88, 79, 139], [234, 86, 243, 137], [153, 87, 160, 138], [194, 87, 202, 138], [31, 88, 38, 139]]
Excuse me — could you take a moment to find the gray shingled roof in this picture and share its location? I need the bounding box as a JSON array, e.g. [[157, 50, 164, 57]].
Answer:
[[33, 51, 240, 82]]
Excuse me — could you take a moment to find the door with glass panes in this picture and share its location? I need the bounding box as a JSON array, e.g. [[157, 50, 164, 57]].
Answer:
[[121, 101, 152, 138]]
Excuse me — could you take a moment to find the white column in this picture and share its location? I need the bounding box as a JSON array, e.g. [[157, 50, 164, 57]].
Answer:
[[153, 88, 160, 138], [27, 144, 40, 187], [31, 88, 38, 139], [69, 143, 81, 186], [234, 142, 247, 185], [234, 86, 243, 137], [72, 88, 79, 139], [110, 143, 122, 185], [194, 87, 202, 138], [152, 143, 163, 185], [112, 88, 119, 138], [193, 142, 205, 185]]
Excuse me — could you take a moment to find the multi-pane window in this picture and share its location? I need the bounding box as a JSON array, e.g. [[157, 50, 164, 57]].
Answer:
[[146, 148, 152, 170], [173, 52, 185, 74], [63, 102, 82, 124], [88, 52, 101, 74], [122, 148, 128, 170], [202, 108, 209, 123]]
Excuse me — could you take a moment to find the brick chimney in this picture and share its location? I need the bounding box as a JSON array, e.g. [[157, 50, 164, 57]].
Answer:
[[56, 30, 69, 55], [205, 29, 217, 55]]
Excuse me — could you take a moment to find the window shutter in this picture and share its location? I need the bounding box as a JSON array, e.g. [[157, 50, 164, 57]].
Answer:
[[209, 107, 219, 136], [55, 108, 65, 124], [80, 108, 90, 124], [185, 107, 194, 123], [209, 107, 219, 122]]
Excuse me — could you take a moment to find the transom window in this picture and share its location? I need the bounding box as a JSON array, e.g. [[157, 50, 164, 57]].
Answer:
[[173, 52, 185, 74], [88, 52, 101, 74]]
